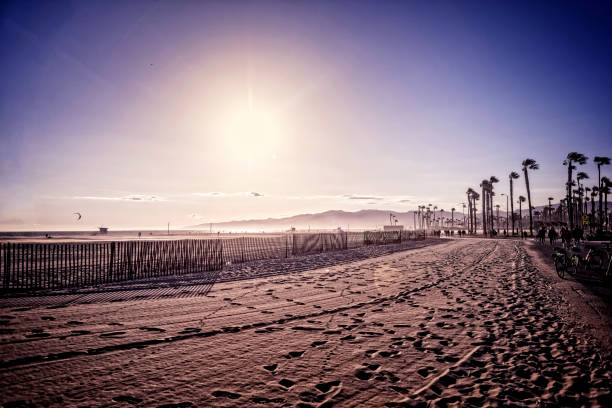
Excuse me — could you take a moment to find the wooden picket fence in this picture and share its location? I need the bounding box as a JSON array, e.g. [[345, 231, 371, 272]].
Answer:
[[0, 230, 427, 292]]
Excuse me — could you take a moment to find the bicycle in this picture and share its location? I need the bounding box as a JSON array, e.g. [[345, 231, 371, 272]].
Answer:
[[553, 242, 612, 282]]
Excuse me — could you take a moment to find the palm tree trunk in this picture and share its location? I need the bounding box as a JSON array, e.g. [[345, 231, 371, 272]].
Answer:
[[519, 201, 522, 235], [524, 168, 534, 236], [567, 162, 574, 228], [598, 165, 603, 229], [510, 179, 515, 235], [606, 191, 609, 231], [482, 186, 487, 235]]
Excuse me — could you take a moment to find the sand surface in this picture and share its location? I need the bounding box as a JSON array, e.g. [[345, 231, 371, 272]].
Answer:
[[1, 239, 610, 407]]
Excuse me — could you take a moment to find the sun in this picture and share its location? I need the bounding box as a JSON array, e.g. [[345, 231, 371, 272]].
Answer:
[[219, 105, 284, 163]]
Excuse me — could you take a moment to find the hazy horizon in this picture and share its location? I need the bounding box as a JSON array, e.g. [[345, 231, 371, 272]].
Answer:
[[1, 1, 611, 230]]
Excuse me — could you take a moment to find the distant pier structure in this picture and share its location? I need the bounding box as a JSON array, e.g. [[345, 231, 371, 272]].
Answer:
[[98, 227, 109, 234], [383, 225, 404, 232]]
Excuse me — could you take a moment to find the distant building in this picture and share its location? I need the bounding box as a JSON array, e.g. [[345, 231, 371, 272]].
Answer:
[[98, 227, 108, 234], [383, 225, 404, 232]]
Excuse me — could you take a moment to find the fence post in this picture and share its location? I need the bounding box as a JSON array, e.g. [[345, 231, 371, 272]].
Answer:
[[109, 242, 115, 280], [2, 243, 9, 289]]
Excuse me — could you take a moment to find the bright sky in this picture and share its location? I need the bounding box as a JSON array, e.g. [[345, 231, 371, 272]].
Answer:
[[1, 1, 611, 230]]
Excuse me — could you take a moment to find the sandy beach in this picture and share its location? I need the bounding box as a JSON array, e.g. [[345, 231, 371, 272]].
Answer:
[[1, 239, 610, 407]]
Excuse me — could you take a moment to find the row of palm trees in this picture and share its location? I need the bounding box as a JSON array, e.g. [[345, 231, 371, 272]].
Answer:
[[464, 159, 539, 236], [563, 153, 610, 231], [463, 153, 610, 236]]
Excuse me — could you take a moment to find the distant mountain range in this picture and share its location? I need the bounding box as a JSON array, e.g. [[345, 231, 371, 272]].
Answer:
[[189, 204, 563, 232], [190, 209, 464, 232]]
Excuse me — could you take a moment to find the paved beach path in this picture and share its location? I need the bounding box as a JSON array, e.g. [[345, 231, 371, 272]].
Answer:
[[1, 239, 610, 407]]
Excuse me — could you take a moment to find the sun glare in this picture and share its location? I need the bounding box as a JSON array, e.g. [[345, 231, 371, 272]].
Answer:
[[219, 105, 284, 164]]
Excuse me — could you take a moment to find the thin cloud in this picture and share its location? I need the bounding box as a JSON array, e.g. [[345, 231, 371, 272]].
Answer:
[[67, 194, 164, 202], [193, 192, 264, 198], [348, 196, 383, 200]]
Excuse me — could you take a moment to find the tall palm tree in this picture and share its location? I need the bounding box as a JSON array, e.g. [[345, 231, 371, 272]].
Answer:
[[564, 153, 588, 228], [466, 191, 474, 233], [591, 187, 598, 228], [602, 177, 611, 230], [585, 189, 591, 229], [451, 207, 455, 229], [521, 159, 539, 236], [509, 171, 520, 235], [576, 172, 589, 222], [461, 203, 467, 230], [518, 196, 526, 235], [489, 176, 499, 233], [472, 192, 480, 233], [480, 180, 489, 235], [547, 197, 554, 222], [495, 204, 500, 231], [594, 156, 610, 229]]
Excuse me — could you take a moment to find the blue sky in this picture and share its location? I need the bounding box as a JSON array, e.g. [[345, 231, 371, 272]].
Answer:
[[1, 0, 611, 229]]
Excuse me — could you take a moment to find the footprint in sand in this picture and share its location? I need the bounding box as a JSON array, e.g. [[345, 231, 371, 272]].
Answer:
[[417, 366, 435, 378], [251, 397, 285, 404], [100, 331, 126, 338], [315, 380, 340, 393], [278, 379, 295, 388], [178, 328, 201, 334], [70, 330, 91, 336], [263, 363, 278, 372], [284, 350, 304, 359], [113, 395, 143, 405], [139, 327, 166, 333], [212, 390, 241, 400]]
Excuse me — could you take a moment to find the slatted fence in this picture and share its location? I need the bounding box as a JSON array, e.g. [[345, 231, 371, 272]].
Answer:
[[1, 230, 428, 292], [1, 239, 222, 291]]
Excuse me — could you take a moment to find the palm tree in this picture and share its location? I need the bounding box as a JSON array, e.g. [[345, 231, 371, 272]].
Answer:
[[521, 159, 539, 236], [602, 177, 611, 230], [591, 187, 598, 228], [509, 171, 520, 235], [495, 204, 500, 231], [584, 187, 591, 219], [564, 153, 588, 228], [472, 192, 480, 233], [461, 203, 467, 230], [547, 197, 554, 222], [576, 171, 589, 222], [594, 156, 610, 229], [480, 180, 489, 235], [489, 176, 499, 233], [518, 196, 526, 235], [466, 191, 473, 233], [451, 207, 455, 229]]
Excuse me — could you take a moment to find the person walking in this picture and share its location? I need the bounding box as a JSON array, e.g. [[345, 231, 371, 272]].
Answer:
[[548, 226, 558, 246]]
